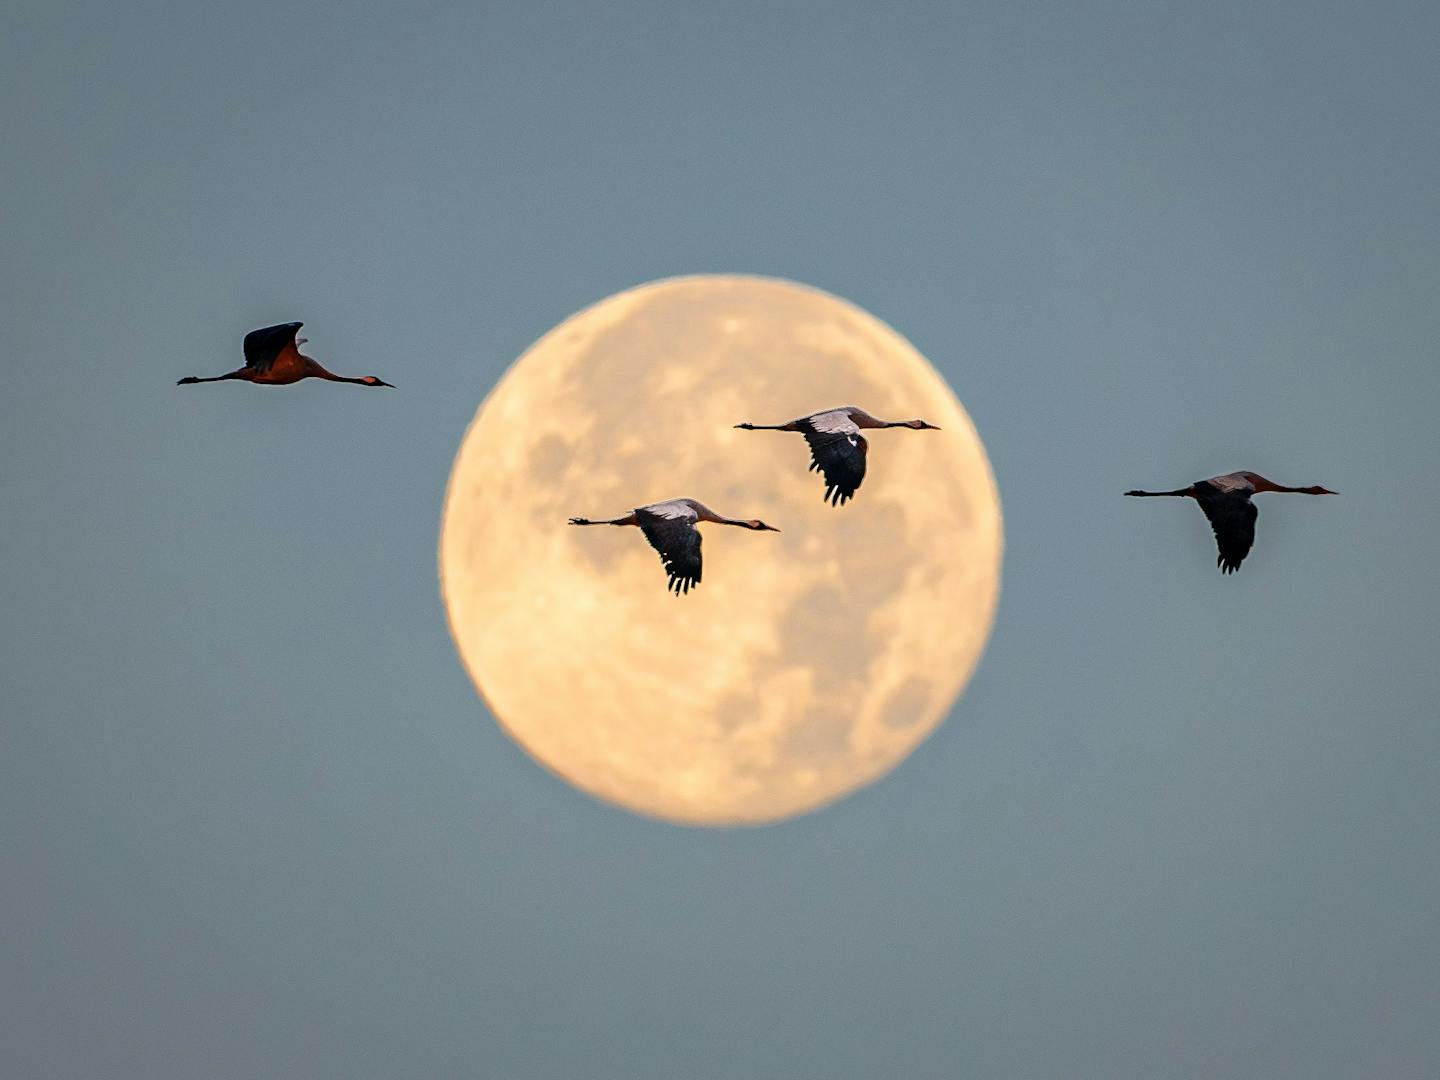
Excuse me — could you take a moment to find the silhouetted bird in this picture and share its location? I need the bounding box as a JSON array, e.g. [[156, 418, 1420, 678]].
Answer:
[[177, 322, 393, 388], [735, 406, 939, 505], [1125, 471, 1336, 573], [569, 498, 779, 595]]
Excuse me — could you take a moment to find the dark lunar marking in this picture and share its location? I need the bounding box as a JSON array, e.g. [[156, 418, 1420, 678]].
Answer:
[[779, 586, 872, 688], [527, 434, 572, 484], [777, 696, 856, 764], [709, 687, 765, 735], [832, 496, 911, 606], [879, 676, 933, 730]]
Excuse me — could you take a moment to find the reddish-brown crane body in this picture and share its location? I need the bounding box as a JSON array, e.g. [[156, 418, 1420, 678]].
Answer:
[[177, 322, 393, 388]]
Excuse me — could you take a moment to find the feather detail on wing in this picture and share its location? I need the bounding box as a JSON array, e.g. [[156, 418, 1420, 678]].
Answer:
[[802, 429, 868, 506], [242, 322, 302, 374], [635, 508, 703, 594], [1193, 481, 1258, 574]]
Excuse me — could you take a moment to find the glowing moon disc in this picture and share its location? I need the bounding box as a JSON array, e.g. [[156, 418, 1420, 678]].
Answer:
[[440, 276, 1002, 825]]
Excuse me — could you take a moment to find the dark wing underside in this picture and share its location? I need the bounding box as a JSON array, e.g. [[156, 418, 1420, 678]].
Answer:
[[1194, 482, 1258, 574], [242, 322, 302, 373], [802, 429, 868, 505], [635, 509, 703, 595]]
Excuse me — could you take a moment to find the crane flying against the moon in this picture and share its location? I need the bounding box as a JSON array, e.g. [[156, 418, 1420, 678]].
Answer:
[[439, 275, 1003, 825]]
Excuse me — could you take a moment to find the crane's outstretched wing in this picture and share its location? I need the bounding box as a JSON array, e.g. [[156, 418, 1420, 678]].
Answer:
[[635, 507, 703, 595], [1194, 483, 1258, 574], [242, 322, 303, 374], [802, 429, 868, 505]]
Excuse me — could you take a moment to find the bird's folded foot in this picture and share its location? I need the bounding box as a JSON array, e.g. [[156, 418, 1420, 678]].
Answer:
[[177, 376, 199, 385], [568, 517, 591, 526]]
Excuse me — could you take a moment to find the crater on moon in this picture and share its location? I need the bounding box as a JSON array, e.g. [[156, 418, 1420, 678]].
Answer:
[[439, 275, 1002, 825]]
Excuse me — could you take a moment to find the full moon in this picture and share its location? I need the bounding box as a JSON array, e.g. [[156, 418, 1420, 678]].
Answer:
[[440, 276, 1002, 825]]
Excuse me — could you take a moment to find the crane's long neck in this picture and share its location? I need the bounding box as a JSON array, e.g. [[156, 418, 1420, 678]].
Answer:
[[735, 421, 800, 431], [300, 357, 361, 384], [1256, 481, 1330, 495], [848, 412, 889, 429], [1124, 487, 1195, 497], [688, 505, 774, 531], [852, 413, 922, 429], [307, 361, 355, 384], [687, 504, 737, 527]]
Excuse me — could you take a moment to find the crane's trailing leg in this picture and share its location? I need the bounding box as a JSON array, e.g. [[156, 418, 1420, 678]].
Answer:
[[177, 370, 247, 385], [1124, 487, 1195, 497], [568, 514, 638, 527]]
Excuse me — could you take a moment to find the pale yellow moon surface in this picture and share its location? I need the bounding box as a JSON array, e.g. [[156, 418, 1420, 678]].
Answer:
[[439, 275, 1002, 826]]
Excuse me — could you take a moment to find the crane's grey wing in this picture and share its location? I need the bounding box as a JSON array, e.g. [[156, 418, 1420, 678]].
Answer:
[[635, 508, 703, 595], [807, 409, 858, 435], [802, 428, 868, 505], [242, 322, 302, 374], [1193, 482, 1257, 574]]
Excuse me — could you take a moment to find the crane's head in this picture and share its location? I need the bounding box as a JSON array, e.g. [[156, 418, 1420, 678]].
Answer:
[[359, 376, 394, 388], [904, 418, 940, 430], [744, 519, 780, 532]]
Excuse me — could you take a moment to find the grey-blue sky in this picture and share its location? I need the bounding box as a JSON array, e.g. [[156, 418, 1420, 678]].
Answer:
[[3, 2, 1438, 1077]]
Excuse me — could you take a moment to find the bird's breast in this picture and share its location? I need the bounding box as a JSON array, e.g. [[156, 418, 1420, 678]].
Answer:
[[257, 346, 309, 383]]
